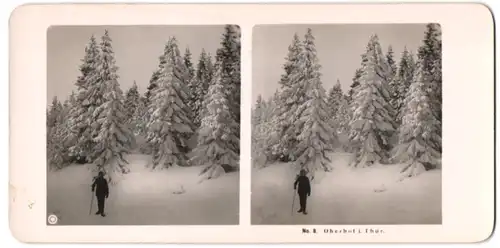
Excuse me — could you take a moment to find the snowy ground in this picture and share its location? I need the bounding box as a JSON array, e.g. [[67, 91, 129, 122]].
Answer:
[[47, 154, 239, 225], [251, 152, 441, 225]]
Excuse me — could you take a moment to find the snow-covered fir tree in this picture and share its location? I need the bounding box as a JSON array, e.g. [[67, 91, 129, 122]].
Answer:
[[347, 52, 368, 103], [327, 79, 344, 117], [48, 92, 80, 170], [47, 116, 67, 170], [391, 60, 441, 177], [417, 23, 442, 152], [386, 45, 397, 83], [136, 54, 165, 154], [295, 88, 336, 173], [335, 94, 351, 136], [349, 34, 396, 167], [145, 71, 160, 107], [190, 63, 239, 179], [326, 79, 351, 140], [124, 81, 140, 130], [185, 47, 199, 128], [145, 37, 194, 169], [272, 33, 305, 162], [66, 35, 102, 162], [47, 97, 65, 169], [66, 91, 77, 111], [386, 45, 399, 111], [392, 47, 416, 125], [251, 94, 278, 167], [184, 48, 195, 81], [192, 49, 214, 128], [132, 96, 147, 135], [293, 28, 337, 173], [90, 30, 135, 174], [295, 79, 336, 173], [215, 25, 241, 133], [347, 68, 363, 103], [59, 95, 75, 161], [136, 71, 160, 138], [177, 46, 195, 154], [260, 90, 284, 163], [279, 33, 302, 88], [181, 47, 196, 122], [252, 95, 264, 127], [47, 96, 63, 131]]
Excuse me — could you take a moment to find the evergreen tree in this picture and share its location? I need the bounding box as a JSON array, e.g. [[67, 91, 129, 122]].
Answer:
[[273, 33, 305, 161], [90, 30, 135, 174], [66, 35, 102, 162], [124, 81, 140, 128], [279, 33, 302, 88], [293, 28, 337, 173], [203, 52, 215, 87], [264, 92, 277, 121], [349, 34, 396, 167], [190, 64, 239, 179], [392, 47, 416, 125], [417, 23, 442, 151], [68, 91, 77, 108], [252, 91, 283, 167], [252, 95, 264, 127], [295, 82, 336, 173], [137, 57, 164, 144], [47, 115, 67, 170], [59, 96, 73, 155], [132, 96, 147, 135], [347, 68, 363, 103], [335, 94, 351, 136], [326, 79, 344, 117], [47, 97, 64, 169], [391, 61, 441, 177], [347, 51, 370, 103], [146, 37, 194, 169], [185, 47, 199, 127], [47, 96, 63, 130], [177, 47, 195, 153], [261, 89, 284, 163], [192, 49, 214, 128], [386, 45, 398, 111], [61, 97, 72, 120], [184, 48, 195, 81], [181, 47, 196, 121], [386, 45, 397, 82], [215, 25, 241, 133], [48, 95, 75, 170], [145, 71, 160, 106]]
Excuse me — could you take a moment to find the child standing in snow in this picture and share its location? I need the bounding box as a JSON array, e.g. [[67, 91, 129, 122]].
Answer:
[[294, 169, 311, 215], [91, 171, 109, 217]]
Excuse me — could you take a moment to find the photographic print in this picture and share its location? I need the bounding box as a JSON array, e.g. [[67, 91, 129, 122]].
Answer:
[[10, 3, 493, 243], [251, 24, 442, 225], [46, 25, 241, 225]]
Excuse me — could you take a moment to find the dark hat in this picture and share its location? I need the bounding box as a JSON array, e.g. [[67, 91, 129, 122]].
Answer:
[[98, 171, 104, 177]]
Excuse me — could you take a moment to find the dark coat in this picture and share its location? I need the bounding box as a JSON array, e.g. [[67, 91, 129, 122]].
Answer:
[[92, 176, 109, 198], [294, 175, 311, 196]]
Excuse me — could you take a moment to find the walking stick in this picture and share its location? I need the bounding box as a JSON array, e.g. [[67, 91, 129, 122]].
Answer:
[[89, 175, 97, 215], [291, 190, 296, 216], [89, 191, 94, 215]]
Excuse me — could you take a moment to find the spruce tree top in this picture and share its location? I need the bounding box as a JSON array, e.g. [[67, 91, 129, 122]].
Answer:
[[279, 33, 303, 88]]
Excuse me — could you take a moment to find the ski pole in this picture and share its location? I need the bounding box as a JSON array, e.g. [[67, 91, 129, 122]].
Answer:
[[89, 191, 94, 215], [291, 190, 296, 216]]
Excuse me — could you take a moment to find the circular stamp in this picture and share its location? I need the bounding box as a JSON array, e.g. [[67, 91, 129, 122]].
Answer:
[[47, 214, 58, 225]]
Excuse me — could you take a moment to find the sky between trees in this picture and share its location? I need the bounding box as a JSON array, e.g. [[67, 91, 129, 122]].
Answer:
[[47, 25, 225, 104], [252, 24, 427, 103]]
